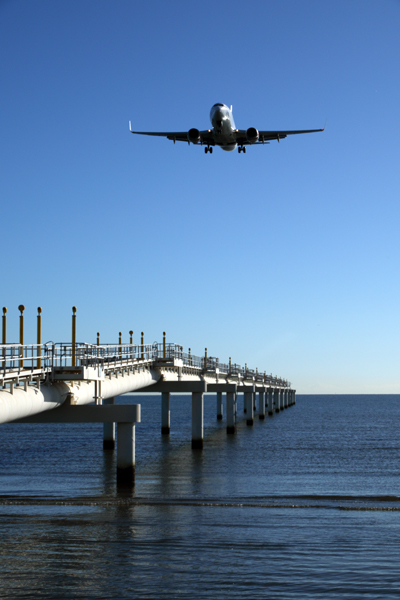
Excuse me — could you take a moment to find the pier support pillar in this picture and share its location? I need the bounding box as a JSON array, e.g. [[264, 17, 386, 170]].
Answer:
[[103, 397, 115, 449], [253, 392, 257, 411], [267, 389, 273, 415], [285, 390, 289, 408], [217, 392, 223, 420], [117, 422, 135, 483], [192, 392, 204, 449], [243, 393, 246, 413], [274, 388, 280, 413], [293, 391, 296, 405], [227, 391, 236, 434], [161, 392, 170, 434], [245, 391, 254, 426], [258, 391, 265, 420]]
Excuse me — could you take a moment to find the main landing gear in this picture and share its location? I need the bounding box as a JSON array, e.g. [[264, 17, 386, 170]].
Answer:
[[205, 146, 213, 154], [238, 146, 246, 153]]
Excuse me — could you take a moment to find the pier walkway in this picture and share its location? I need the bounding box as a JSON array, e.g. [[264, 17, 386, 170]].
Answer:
[[0, 307, 295, 482]]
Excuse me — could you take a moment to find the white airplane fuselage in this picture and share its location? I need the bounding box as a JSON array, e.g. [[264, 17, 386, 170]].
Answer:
[[209, 104, 237, 151], [129, 103, 324, 153]]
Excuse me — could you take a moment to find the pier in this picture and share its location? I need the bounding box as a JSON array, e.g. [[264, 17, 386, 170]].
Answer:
[[0, 307, 295, 482]]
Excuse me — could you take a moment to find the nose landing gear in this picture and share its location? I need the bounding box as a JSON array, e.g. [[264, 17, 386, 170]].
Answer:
[[205, 146, 213, 154], [238, 146, 246, 154]]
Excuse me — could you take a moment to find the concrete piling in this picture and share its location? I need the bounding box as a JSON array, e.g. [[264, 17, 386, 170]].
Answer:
[[274, 388, 280, 413], [217, 391, 223, 420], [103, 397, 115, 449], [161, 391, 170, 434], [267, 388, 273, 415], [258, 390, 265, 420], [227, 391, 236, 434], [192, 392, 204, 449], [245, 391, 254, 426], [116, 422, 136, 482]]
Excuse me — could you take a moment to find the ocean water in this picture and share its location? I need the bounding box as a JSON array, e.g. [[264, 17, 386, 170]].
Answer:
[[0, 394, 400, 599]]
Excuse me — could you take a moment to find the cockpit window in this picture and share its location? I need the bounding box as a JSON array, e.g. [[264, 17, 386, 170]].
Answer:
[[213, 103, 225, 107]]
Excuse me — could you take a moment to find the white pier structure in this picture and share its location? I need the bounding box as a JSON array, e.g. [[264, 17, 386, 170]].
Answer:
[[0, 308, 295, 483]]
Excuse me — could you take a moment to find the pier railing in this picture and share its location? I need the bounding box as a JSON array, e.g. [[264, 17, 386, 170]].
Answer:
[[0, 342, 289, 387]]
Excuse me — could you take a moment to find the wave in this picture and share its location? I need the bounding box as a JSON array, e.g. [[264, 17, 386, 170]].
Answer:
[[1, 493, 400, 511]]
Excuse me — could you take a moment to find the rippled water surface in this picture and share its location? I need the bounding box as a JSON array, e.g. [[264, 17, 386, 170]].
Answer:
[[1, 395, 400, 598]]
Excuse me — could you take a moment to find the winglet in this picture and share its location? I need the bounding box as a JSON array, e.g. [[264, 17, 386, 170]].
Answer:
[[129, 120, 132, 132]]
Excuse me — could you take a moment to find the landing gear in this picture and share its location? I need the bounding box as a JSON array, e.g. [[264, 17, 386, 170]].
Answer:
[[205, 146, 213, 154], [238, 146, 246, 154]]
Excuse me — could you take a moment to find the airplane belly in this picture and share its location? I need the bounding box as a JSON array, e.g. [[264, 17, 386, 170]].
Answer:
[[213, 128, 237, 151]]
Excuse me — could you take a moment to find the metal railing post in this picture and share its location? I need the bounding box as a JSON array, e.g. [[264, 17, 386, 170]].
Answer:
[[37, 307, 42, 369], [119, 332, 122, 356], [19, 305, 25, 369], [204, 348, 207, 371], [72, 307, 77, 366], [141, 332, 144, 360], [2, 307, 6, 368], [163, 332, 166, 358]]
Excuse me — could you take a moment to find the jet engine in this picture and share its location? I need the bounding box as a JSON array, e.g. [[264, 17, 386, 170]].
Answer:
[[187, 128, 201, 144], [246, 127, 259, 143]]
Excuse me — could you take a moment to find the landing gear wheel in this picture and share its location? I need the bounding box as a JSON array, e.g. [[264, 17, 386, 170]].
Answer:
[[205, 147, 208, 154], [243, 147, 246, 153], [209, 147, 213, 154], [238, 147, 241, 153]]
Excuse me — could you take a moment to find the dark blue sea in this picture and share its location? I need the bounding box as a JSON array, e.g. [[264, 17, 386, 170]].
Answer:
[[1, 394, 400, 599]]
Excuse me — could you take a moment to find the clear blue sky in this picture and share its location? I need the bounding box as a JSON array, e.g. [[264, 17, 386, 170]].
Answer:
[[1, 0, 399, 393]]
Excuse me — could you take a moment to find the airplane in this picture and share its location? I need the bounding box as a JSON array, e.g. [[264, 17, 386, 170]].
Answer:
[[129, 103, 324, 154]]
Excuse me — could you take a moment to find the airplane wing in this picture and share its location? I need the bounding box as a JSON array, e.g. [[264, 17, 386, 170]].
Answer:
[[129, 123, 214, 144], [235, 127, 324, 145]]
